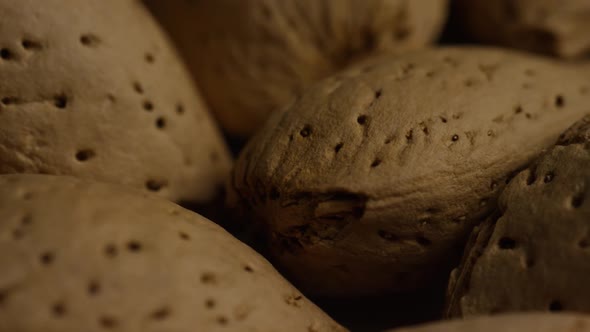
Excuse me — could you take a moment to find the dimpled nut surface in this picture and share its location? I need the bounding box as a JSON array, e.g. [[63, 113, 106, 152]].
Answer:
[[446, 115, 590, 317], [0, 0, 232, 203], [457, 0, 590, 58], [145, 0, 449, 137], [0, 174, 345, 332], [230, 47, 590, 296], [388, 314, 590, 332]]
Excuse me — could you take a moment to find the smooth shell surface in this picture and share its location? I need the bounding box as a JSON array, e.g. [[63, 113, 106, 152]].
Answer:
[[230, 47, 590, 296], [456, 0, 590, 58], [0, 174, 345, 332], [388, 314, 590, 332], [145, 0, 449, 137], [446, 115, 590, 317], [0, 0, 231, 203]]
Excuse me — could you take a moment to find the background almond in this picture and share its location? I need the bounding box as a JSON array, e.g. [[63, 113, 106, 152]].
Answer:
[[145, 0, 449, 137]]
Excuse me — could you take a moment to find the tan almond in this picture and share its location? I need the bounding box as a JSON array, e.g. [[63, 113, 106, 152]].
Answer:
[[230, 47, 590, 296], [387, 313, 590, 332], [446, 115, 590, 317], [456, 0, 590, 58]]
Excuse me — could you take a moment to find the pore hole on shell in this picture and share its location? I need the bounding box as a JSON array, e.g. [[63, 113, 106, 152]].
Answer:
[[22, 39, 42, 50], [406, 130, 414, 142], [334, 143, 344, 153], [155, 117, 166, 129], [133, 82, 143, 94], [80, 34, 100, 47], [217, 316, 229, 326], [99, 316, 118, 329], [21, 215, 32, 225], [464, 79, 476, 87], [514, 105, 523, 114], [200, 272, 216, 284], [143, 100, 154, 111], [176, 103, 185, 115], [205, 298, 215, 309], [0, 48, 13, 60], [371, 159, 382, 168], [571, 192, 585, 209], [146, 179, 166, 192], [524, 69, 535, 76], [451, 134, 459, 142], [51, 302, 66, 318], [40, 251, 55, 265], [549, 300, 563, 312], [244, 265, 254, 273], [554, 95, 565, 108], [179, 232, 190, 241], [75, 149, 95, 162], [498, 237, 517, 250], [375, 89, 382, 99], [150, 307, 171, 320], [88, 280, 101, 296], [394, 26, 411, 41], [53, 94, 68, 109], [12, 229, 24, 239], [145, 53, 155, 64], [299, 125, 312, 138], [357, 115, 368, 125], [104, 244, 118, 258], [126, 241, 142, 252]]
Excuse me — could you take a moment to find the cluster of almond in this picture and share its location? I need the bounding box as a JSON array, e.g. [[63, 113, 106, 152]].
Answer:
[[0, 1, 589, 331]]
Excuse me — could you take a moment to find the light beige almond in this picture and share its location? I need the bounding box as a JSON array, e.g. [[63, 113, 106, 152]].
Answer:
[[145, 0, 449, 137], [230, 47, 590, 296], [0, 174, 345, 332], [0, 0, 231, 203]]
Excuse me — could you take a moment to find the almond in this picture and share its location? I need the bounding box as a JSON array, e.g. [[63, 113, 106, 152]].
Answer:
[[146, 0, 449, 137], [0, 174, 345, 332], [230, 47, 590, 296], [456, 0, 590, 58], [0, 0, 231, 203], [446, 115, 590, 317]]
